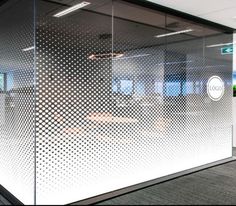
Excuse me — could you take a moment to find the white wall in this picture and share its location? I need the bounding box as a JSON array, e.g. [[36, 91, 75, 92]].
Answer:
[[233, 90, 236, 147], [233, 32, 236, 147]]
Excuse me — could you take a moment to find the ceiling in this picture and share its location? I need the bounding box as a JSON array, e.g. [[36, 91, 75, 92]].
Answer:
[[0, 0, 232, 73], [147, 0, 236, 29]]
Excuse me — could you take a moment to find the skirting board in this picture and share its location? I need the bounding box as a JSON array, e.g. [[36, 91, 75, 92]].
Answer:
[[70, 156, 236, 205]]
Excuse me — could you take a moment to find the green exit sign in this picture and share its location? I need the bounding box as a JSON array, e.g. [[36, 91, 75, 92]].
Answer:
[[221, 47, 233, 55]]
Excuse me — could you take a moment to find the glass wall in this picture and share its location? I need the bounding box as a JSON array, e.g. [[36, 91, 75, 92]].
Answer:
[[35, 0, 113, 204], [0, 0, 233, 205], [0, 0, 35, 205], [111, 0, 232, 192]]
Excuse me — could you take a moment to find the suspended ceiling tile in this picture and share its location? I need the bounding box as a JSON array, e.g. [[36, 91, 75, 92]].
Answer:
[[146, 0, 236, 29]]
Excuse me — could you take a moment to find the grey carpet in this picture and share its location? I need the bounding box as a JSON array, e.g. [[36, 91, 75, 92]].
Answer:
[[0, 149, 236, 205], [0, 195, 10, 205]]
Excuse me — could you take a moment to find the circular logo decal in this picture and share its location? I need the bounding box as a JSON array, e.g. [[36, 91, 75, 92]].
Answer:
[[207, 76, 225, 101]]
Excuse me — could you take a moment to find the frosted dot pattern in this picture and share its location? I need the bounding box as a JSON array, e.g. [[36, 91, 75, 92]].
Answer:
[[35, 1, 233, 205], [0, 0, 34, 205]]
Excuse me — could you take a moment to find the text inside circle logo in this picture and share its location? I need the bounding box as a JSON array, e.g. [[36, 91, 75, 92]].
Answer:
[[207, 76, 225, 101]]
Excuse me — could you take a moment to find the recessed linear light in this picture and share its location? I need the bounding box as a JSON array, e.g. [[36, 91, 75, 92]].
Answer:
[[206, 42, 235, 48], [158, 60, 192, 66], [155, 29, 193, 38], [22, 46, 35, 52], [53, 2, 91, 18], [88, 53, 124, 60]]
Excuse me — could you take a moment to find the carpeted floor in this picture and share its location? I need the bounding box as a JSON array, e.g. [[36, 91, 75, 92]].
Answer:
[[0, 195, 10, 205], [1, 149, 236, 205]]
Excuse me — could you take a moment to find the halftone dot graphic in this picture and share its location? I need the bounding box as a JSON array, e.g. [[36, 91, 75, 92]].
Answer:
[[0, 0, 233, 205], [0, 0, 34, 205], [35, 1, 233, 204]]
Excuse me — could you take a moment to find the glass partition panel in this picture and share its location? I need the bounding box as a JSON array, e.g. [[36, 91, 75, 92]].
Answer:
[[0, 0, 233, 205], [202, 33, 233, 159], [112, 0, 168, 187], [111, 0, 233, 193], [164, 21, 232, 169], [0, 0, 35, 204], [35, 0, 113, 204], [35, 0, 233, 204]]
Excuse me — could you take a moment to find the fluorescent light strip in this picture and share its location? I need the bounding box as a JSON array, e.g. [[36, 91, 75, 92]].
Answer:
[[155, 29, 193, 38], [88, 53, 124, 60], [206, 42, 235, 48], [188, 65, 226, 69], [158, 60, 192, 65], [22, 46, 35, 52], [53, 2, 91, 18]]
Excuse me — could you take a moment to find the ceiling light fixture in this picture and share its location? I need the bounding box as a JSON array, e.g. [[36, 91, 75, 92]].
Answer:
[[88, 53, 124, 60], [22, 46, 35, 52], [206, 42, 235, 48], [155, 29, 193, 38], [158, 60, 192, 66], [53, 1, 91, 18]]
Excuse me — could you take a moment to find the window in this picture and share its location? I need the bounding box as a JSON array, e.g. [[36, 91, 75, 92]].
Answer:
[[0, 73, 4, 92], [120, 79, 133, 95], [183, 81, 194, 95], [112, 79, 119, 93], [6, 72, 13, 91], [135, 81, 145, 96], [165, 81, 181, 96], [155, 81, 163, 95], [112, 78, 133, 95], [195, 81, 200, 94]]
